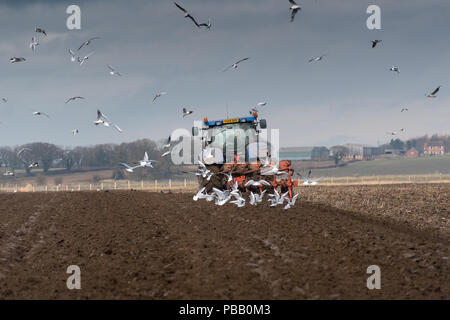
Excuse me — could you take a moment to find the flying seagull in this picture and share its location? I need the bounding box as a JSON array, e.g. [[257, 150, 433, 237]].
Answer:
[[389, 66, 400, 74], [35, 28, 47, 36], [77, 52, 94, 66], [107, 65, 122, 76], [65, 96, 85, 104], [68, 49, 77, 62], [161, 150, 171, 158], [174, 2, 201, 28], [371, 40, 382, 48], [72, 129, 79, 135], [1, 98, 7, 103], [153, 92, 167, 102], [28, 162, 39, 169], [33, 111, 50, 118], [401, 107, 408, 112], [223, 57, 250, 72], [199, 19, 212, 30], [120, 162, 139, 173], [426, 86, 441, 98], [183, 108, 193, 117], [308, 55, 327, 63], [30, 37, 39, 53], [94, 109, 123, 133], [289, 0, 301, 22], [10, 57, 26, 63], [77, 37, 100, 51]]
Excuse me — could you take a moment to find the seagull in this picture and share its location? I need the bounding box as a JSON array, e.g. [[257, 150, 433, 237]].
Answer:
[[308, 55, 327, 63], [212, 188, 231, 206], [77, 37, 100, 51], [174, 2, 201, 28], [399, 128, 406, 133], [255, 190, 267, 203], [107, 65, 122, 76], [245, 179, 272, 188], [289, 0, 301, 22], [386, 131, 397, 136], [78, 52, 94, 66], [183, 108, 193, 117], [120, 162, 139, 173], [283, 194, 299, 210], [1, 98, 7, 103], [94, 110, 123, 133], [389, 66, 400, 74], [3, 171, 14, 176], [220, 169, 233, 183], [163, 135, 172, 148], [268, 190, 289, 207], [193, 187, 207, 201], [68, 49, 77, 62], [17, 147, 32, 158], [65, 96, 85, 104], [426, 86, 441, 98], [153, 92, 167, 102], [401, 107, 408, 112], [136, 152, 157, 168], [303, 171, 322, 186], [33, 111, 50, 118], [72, 129, 79, 135], [249, 192, 257, 206], [223, 58, 250, 72], [28, 162, 39, 168], [261, 165, 288, 176], [35, 28, 47, 36], [199, 19, 212, 30], [371, 40, 382, 48], [10, 57, 26, 63], [30, 37, 39, 52], [161, 150, 171, 157], [230, 198, 246, 207]]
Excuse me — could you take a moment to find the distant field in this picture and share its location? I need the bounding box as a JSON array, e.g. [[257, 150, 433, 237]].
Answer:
[[307, 156, 450, 177]]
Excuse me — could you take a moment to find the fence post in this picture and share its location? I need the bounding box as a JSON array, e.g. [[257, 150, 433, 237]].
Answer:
[[45, 186, 48, 192], [128, 180, 130, 190], [169, 179, 172, 190], [141, 180, 144, 189], [32, 185, 35, 192], [89, 184, 92, 191], [184, 178, 187, 188], [114, 182, 117, 190], [346, 177, 349, 185], [155, 180, 158, 191], [78, 184, 81, 191]]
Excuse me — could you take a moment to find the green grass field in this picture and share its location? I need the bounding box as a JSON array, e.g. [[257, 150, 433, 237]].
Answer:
[[309, 155, 450, 177]]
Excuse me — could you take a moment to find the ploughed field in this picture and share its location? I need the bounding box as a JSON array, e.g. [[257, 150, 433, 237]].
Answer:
[[0, 184, 448, 299]]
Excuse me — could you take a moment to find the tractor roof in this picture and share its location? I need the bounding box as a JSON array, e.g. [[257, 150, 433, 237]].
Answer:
[[204, 116, 257, 127]]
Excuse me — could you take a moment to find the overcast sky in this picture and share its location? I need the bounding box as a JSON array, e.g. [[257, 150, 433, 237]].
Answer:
[[0, 0, 448, 148]]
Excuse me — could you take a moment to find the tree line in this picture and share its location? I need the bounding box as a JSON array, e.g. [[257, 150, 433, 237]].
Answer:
[[0, 139, 182, 180]]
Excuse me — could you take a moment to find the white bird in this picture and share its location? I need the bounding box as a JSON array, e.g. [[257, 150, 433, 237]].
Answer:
[[137, 152, 157, 168], [183, 108, 193, 117], [1, 98, 7, 103], [283, 193, 299, 210], [401, 107, 408, 112], [153, 92, 167, 102], [77, 51, 95, 66], [35, 27, 47, 36], [163, 135, 172, 148], [33, 111, 50, 118], [389, 66, 400, 74], [212, 188, 231, 206], [174, 2, 201, 28], [223, 58, 250, 72], [28, 162, 39, 168], [193, 187, 207, 201], [77, 37, 100, 51], [220, 169, 233, 183], [107, 64, 122, 76], [30, 37, 39, 52], [268, 190, 289, 207], [94, 110, 123, 133], [261, 165, 288, 176], [255, 190, 266, 203], [230, 198, 245, 207], [72, 129, 79, 135], [386, 131, 397, 136], [120, 162, 139, 173], [245, 179, 272, 188], [17, 147, 32, 158], [289, 0, 301, 22], [303, 176, 322, 186], [426, 86, 441, 98], [249, 192, 257, 205], [371, 40, 382, 48], [10, 57, 26, 63], [65, 96, 85, 104], [308, 55, 327, 63], [3, 171, 14, 176], [161, 150, 171, 157], [68, 49, 77, 62]]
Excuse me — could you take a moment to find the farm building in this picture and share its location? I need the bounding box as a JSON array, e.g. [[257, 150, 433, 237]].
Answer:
[[279, 146, 329, 161], [424, 142, 445, 155], [338, 144, 383, 160], [406, 147, 419, 158]]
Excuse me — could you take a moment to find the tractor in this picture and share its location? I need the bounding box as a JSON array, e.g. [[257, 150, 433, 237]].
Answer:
[[191, 112, 298, 199]]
